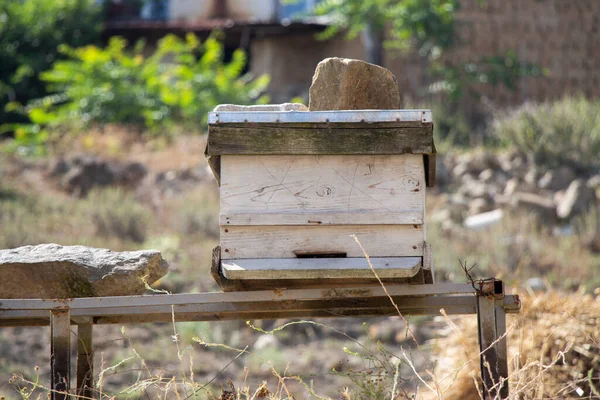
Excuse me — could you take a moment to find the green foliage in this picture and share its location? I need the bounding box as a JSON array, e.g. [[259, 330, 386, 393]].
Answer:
[[430, 101, 472, 148], [0, 0, 102, 125], [431, 49, 548, 101], [83, 188, 151, 243], [7, 34, 269, 154], [312, 0, 545, 135], [314, 0, 396, 39], [493, 96, 600, 169], [387, 0, 458, 58], [314, 0, 458, 58], [175, 190, 220, 239]]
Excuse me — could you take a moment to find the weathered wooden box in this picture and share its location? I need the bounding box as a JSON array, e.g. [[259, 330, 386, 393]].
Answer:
[[206, 109, 436, 291]]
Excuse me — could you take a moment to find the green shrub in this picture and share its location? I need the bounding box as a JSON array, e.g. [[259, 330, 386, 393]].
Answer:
[[430, 101, 473, 149], [6, 34, 269, 154], [0, 187, 150, 249], [0, 0, 101, 126], [174, 189, 219, 239], [493, 96, 600, 169], [82, 188, 151, 243]]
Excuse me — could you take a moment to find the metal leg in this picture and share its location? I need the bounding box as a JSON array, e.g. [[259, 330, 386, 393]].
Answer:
[[50, 309, 71, 400], [477, 294, 509, 399], [76, 320, 94, 399], [495, 304, 509, 399]]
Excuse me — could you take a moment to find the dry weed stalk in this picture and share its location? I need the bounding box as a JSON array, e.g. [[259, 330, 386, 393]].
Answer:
[[432, 290, 600, 399]]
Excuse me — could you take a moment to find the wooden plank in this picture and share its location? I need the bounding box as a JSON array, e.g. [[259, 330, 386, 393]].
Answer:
[[422, 242, 434, 284], [207, 126, 433, 155], [220, 155, 425, 220], [221, 212, 422, 225], [221, 257, 422, 280], [204, 143, 221, 185], [220, 225, 424, 259], [214, 275, 426, 292]]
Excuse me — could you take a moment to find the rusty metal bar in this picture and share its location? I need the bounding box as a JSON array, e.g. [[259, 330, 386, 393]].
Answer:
[[0, 283, 480, 310], [0, 294, 520, 326], [477, 279, 511, 400], [478, 295, 499, 398], [495, 303, 509, 399], [76, 320, 94, 399], [50, 309, 71, 400]]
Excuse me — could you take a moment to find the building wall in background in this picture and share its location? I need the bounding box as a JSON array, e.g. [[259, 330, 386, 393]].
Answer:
[[169, 0, 278, 22], [251, 0, 600, 108]]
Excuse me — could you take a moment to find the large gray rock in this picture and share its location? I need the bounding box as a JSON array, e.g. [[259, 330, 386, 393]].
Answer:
[[0, 244, 169, 298], [557, 180, 597, 219], [309, 58, 400, 111]]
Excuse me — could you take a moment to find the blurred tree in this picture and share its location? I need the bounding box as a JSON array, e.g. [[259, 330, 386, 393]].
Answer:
[[313, 0, 543, 96], [5, 34, 270, 154], [313, 0, 457, 66], [0, 0, 102, 126], [313, 0, 546, 145]]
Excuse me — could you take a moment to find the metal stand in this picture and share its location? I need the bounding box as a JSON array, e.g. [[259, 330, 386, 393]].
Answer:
[[477, 280, 510, 399], [50, 309, 70, 400], [0, 281, 520, 399], [76, 319, 94, 398]]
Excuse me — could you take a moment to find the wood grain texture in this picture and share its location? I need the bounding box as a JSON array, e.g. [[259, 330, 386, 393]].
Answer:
[[220, 154, 425, 223], [214, 272, 426, 292], [220, 212, 423, 225], [220, 225, 424, 259], [207, 126, 433, 155], [424, 141, 437, 187], [221, 257, 422, 280]]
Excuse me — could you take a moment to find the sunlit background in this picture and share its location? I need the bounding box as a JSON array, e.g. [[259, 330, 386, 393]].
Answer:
[[1, 0, 599, 398]]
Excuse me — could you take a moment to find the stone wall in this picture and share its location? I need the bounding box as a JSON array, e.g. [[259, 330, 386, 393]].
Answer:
[[250, 0, 600, 108]]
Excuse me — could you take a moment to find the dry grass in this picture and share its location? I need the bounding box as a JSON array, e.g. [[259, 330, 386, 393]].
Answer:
[[431, 290, 600, 399], [3, 131, 600, 399]]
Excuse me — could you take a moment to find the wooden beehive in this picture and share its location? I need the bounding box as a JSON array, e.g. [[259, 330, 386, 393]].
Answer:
[[206, 108, 436, 291]]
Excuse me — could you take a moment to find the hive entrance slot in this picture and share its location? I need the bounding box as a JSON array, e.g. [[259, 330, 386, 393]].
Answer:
[[294, 251, 347, 259]]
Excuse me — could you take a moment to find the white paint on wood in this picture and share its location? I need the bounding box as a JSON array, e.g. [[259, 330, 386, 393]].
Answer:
[[221, 257, 422, 280], [220, 212, 423, 225], [220, 154, 425, 225], [220, 225, 424, 259]]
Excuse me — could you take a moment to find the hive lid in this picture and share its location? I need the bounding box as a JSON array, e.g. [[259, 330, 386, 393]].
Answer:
[[208, 109, 432, 124], [205, 108, 436, 187]]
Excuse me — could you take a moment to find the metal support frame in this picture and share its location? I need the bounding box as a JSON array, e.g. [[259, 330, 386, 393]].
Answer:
[[0, 282, 520, 399], [50, 309, 70, 400], [477, 280, 510, 399], [76, 319, 94, 398]]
